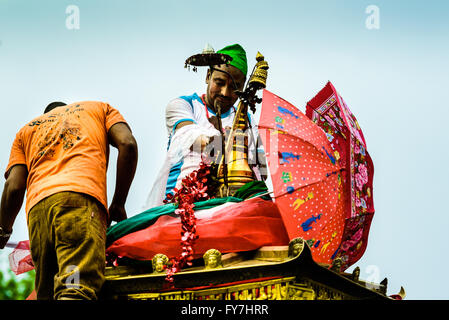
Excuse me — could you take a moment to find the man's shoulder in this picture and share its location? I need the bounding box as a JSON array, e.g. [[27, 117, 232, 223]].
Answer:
[[69, 101, 121, 116], [177, 93, 202, 105], [167, 93, 202, 111], [70, 101, 108, 109]]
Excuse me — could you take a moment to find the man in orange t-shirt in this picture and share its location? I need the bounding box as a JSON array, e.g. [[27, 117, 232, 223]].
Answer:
[[0, 101, 138, 300]]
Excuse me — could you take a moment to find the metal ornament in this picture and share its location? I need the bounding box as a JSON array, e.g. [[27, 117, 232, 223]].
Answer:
[[152, 253, 169, 274], [203, 249, 223, 270], [184, 44, 232, 72]]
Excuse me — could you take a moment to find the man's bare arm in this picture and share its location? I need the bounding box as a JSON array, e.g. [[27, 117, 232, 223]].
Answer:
[[175, 120, 194, 131], [0, 165, 27, 249], [108, 122, 138, 225]]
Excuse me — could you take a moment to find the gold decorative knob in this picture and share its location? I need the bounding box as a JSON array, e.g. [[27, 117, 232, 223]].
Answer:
[[152, 253, 169, 273], [203, 249, 223, 269]]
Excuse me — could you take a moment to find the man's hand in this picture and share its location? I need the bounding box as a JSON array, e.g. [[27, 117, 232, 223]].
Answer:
[[191, 134, 210, 153], [0, 235, 10, 249], [208, 116, 220, 131], [108, 202, 127, 227], [0, 225, 12, 249]]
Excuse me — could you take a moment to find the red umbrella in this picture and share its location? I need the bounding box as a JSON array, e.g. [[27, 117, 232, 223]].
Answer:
[[258, 89, 346, 267], [306, 81, 374, 270]]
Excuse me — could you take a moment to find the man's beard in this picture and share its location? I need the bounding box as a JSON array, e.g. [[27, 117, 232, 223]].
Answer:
[[212, 95, 233, 112]]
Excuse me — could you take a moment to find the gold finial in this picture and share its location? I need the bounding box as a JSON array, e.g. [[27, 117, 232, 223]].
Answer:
[[398, 286, 406, 299], [330, 257, 343, 273], [249, 52, 269, 89], [203, 249, 223, 269], [288, 237, 305, 257], [351, 266, 360, 281], [152, 254, 169, 273], [202, 43, 215, 54]]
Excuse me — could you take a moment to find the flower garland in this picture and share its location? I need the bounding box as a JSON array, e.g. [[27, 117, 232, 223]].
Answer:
[[163, 161, 217, 283]]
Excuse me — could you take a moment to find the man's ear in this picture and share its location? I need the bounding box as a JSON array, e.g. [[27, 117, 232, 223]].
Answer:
[[205, 69, 211, 84]]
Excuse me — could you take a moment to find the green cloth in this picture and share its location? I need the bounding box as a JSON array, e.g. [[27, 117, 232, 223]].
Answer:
[[106, 180, 269, 247], [217, 44, 248, 76], [233, 180, 271, 200]]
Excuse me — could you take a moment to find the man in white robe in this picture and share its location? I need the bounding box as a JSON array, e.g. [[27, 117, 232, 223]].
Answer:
[[146, 44, 267, 208]]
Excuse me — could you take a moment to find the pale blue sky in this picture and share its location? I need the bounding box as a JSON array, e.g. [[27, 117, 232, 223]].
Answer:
[[0, 0, 448, 299]]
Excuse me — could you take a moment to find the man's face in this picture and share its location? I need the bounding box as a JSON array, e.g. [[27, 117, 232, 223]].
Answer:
[[205, 64, 246, 112], [208, 255, 218, 268]]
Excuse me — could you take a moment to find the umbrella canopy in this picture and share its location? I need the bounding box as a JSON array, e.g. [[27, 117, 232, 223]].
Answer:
[[306, 81, 374, 269], [258, 89, 346, 266]]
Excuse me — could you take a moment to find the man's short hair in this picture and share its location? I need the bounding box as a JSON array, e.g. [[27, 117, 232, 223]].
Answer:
[[44, 101, 67, 114]]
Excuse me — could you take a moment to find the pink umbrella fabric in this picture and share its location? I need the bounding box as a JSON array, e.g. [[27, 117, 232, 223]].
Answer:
[[258, 89, 346, 267], [306, 81, 374, 269]]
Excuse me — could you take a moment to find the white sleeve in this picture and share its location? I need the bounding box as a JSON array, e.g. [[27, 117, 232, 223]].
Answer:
[[165, 98, 197, 136], [144, 101, 220, 210], [144, 123, 220, 210]]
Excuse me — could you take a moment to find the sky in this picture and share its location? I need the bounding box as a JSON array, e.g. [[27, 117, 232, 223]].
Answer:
[[0, 0, 448, 299]]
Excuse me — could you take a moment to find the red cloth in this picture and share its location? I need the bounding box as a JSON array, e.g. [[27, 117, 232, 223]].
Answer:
[[8, 240, 34, 275], [106, 197, 290, 260], [26, 290, 37, 300]]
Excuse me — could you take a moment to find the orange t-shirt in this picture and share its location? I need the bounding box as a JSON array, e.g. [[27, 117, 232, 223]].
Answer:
[[5, 101, 127, 214]]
